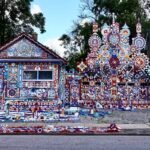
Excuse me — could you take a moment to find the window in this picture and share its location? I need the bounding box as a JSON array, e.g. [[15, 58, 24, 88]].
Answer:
[[23, 71, 37, 80], [39, 71, 52, 80], [23, 70, 53, 80]]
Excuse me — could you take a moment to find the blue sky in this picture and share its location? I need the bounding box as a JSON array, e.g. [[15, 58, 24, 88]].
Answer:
[[31, 0, 81, 56]]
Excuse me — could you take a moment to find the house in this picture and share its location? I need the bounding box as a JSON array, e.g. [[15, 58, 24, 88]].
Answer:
[[0, 33, 66, 112]]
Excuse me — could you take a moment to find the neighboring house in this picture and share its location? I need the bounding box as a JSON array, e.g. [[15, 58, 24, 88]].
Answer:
[[0, 33, 66, 111]]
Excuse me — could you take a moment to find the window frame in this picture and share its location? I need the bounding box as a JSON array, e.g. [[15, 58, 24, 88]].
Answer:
[[22, 70, 53, 81]]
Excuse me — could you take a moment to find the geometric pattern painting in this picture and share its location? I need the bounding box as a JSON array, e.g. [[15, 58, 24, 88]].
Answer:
[[76, 14, 150, 109]]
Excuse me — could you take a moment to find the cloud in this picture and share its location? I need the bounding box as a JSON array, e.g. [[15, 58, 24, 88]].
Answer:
[[31, 4, 42, 14], [43, 38, 66, 57]]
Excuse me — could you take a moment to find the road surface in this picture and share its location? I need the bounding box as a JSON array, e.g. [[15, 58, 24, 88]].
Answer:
[[0, 135, 150, 150]]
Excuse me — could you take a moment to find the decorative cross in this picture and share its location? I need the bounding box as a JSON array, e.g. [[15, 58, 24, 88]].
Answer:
[[112, 13, 115, 24]]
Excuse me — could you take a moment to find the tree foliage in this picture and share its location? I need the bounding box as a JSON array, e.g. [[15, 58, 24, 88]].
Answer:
[[59, 0, 150, 69], [0, 0, 45, 45]]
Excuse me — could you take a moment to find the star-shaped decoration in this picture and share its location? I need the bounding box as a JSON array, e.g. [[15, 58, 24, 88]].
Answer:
[[77, 61, 87, 72]]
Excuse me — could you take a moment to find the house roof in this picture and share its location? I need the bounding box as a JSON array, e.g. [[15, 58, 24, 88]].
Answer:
[[0, 33, 67, 64]]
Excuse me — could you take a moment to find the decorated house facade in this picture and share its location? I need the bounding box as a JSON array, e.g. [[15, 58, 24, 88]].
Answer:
[[0, 33, 66, 112]]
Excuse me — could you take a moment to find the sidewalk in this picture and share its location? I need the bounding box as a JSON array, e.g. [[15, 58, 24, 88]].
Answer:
[[1, 122, 150, 129], [1, 109, 150, 135], [47, 123, 150, 129]]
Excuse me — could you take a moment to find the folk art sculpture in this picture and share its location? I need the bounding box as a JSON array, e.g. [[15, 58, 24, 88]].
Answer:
[[69, 14, 150, 109]]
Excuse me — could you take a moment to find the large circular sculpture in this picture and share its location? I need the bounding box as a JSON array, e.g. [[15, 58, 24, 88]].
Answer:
[[132, 53, 149, 70], [134, 36, 146, 50], [109, 56, 120, 69], [108, 32, 120, 46], [88, 34, 101, 48]]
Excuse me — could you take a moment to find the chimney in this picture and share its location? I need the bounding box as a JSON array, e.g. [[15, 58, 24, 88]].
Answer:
[[32, 32, 38, 41]]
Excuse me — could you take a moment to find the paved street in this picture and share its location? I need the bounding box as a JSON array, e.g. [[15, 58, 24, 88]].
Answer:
[[0, 135, 150, 150]]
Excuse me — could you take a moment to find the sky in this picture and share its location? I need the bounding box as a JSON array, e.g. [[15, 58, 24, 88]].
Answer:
[[31, 0, 81, 57]]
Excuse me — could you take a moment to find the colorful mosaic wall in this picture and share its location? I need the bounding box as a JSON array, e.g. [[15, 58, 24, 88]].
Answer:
[[0, 62, 61, 111], [76, 15, 150, 108]]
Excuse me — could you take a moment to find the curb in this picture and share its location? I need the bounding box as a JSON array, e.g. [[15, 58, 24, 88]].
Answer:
[[0, 129, 150, 136]]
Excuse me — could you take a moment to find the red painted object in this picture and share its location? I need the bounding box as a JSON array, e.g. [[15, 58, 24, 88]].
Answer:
[[106, 123, 120, 132], [0, 124, 121, 134]]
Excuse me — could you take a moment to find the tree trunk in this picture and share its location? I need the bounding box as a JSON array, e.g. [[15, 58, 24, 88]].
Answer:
[[0, 0, 6, 45]]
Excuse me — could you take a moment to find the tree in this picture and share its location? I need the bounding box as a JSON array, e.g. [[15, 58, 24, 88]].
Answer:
[[91, 0, 150, 36], [0, 0, 45, 45], [59, 34, 82, 70], [59, 0, 150, 69]]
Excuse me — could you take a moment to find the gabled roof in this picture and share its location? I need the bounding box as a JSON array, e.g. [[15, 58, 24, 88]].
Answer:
[[0, 33, 67, 64]]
